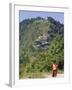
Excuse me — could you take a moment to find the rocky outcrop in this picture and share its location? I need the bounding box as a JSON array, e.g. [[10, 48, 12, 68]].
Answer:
[[32, 34, 50, 50]]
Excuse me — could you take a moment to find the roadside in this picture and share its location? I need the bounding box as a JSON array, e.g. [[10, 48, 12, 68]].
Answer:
[[20, 71, 64, 79], [44, 73, 64, 78]]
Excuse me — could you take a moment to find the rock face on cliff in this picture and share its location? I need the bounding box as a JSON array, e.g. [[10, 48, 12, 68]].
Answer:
[[32, 34, 50, 50]]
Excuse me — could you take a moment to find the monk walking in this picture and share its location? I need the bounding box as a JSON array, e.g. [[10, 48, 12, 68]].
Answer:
[[52, 62, 58, 77]]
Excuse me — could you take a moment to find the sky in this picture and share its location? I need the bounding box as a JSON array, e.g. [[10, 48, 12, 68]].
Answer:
[[19, 10, 64, 24]]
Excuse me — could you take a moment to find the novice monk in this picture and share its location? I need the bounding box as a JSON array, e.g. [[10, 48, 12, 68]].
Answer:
[[52, 62, 58, 77]]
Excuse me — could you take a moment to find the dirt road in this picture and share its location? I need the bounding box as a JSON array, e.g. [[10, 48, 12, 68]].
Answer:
[[44, 74, 64, 78]]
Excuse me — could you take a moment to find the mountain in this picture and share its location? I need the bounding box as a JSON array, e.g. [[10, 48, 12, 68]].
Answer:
[[19, 17, 64, 78]]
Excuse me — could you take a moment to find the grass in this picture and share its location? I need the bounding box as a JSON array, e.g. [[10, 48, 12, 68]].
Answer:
[[19, 70, 64, 79], [20, 71, 50, 79], [19, 72, 47, 79]]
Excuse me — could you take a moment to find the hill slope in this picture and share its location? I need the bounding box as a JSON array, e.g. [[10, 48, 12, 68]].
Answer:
[[19, 17, 64, 78]]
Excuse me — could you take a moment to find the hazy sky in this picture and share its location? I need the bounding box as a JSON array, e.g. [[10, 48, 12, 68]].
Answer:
[[19, 10, 64, 24]]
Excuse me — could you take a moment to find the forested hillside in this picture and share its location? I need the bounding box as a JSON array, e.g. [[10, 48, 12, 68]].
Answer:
[[19, 17, 64, 79]]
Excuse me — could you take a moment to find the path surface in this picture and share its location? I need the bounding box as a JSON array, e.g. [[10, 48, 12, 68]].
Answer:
[[44, 74, 64, 78]]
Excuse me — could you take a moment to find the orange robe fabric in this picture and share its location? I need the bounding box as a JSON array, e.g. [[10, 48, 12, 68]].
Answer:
[[52, 64, 58, 77]]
